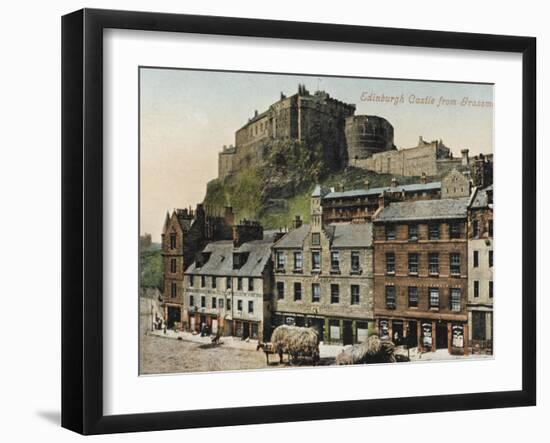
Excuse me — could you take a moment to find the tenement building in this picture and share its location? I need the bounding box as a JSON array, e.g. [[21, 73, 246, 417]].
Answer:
[[271, 187, 374, 345], [183, 221, 275, 341], [320, 175, 441, 225], [373, 197, 470, 354], [467, 185, 494, 354], [161, 204, 234, 328]]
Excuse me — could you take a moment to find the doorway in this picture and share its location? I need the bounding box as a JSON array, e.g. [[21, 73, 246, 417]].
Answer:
[[406, 321, 418, 348], [436, 322, 448, 349], [167, 306, 181, 329], [342, 320, 353, 345]]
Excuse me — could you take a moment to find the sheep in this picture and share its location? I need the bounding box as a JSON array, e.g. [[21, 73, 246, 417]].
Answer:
[[269, 325, 320, 365], [336, 334, 397, 365]]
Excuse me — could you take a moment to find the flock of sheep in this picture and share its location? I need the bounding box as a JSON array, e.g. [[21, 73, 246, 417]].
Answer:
[[257, 325, 402, 366]]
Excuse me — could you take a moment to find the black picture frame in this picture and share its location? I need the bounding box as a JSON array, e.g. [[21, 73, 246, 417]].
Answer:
[[61, 8, 536, 435]]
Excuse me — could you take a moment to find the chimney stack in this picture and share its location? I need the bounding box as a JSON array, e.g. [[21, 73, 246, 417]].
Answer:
[[420, 172, 427, 184], [391, 177, 398, 188], [224, 206, 235, 226], [232, 219, 263, 247], [378, 191, 386, 209], [364, 179, 370, 190], [461, 149, 470, 167], [293, 215, 303, 229]]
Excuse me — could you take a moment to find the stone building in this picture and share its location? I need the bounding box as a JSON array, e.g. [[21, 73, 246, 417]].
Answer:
[[183, 221, 275, 341], [467, 185, 493, 353], [160, 204, 234, 328], [441, 168, 471, 199], [218, 84, 357, 179], [320, 175, 441, 225], [271, 187, 374, 345], [351, 136, 464, 177], [344, 115, 396, 161], [373, 197, 470, 354]]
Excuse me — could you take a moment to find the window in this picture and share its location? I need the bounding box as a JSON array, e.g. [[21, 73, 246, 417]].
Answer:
[[473, 250, 479, 267], [474, 280, 479, 298], [312, 251, 321, 271], [330, 251, 340, 271], [201, 275, 206, 288], [450, 222, 461, 239], [450, 288, 461, 312], [171, 282, 177, 298], [351, 285, 360, 305], [330, 284, 339, 304], [351, 251, 360, 272], [212, 297, 217, 309], [248, 300, 254, 314], [189, 295, 194, 307], [189, 275, 194, 287], [226, 276, 232, 289], [294, 282, 302, 301], [311, 232, 320, 246], [450, 253, 461, 276], [170, 233, 176, 249], [237, 300, 243, 311], [248, 278, 254, 292], [218, 298, 224, 309], [385, 225, 396, 241], [385, 286, 396, 309], [170, 258, 177, 273], [294, 251, 303, 271], [276, 251, 286, 270], [429, 288, 440, 308], [428, 223, 440, 240], [312, 283, 321, 302], [386, 252, 395, 274], [428, 253, 439, 275], [489, 220, 493, 237], [226, 299, 231, 310], [277, 281, 284, 299], [473, 220, 479, 238], [211, 276, 216, 288], [201, 296, 206, 308], [489, 281, 493, 298], [489, 250, 493, 267], [408, 224, 418, 240], [237, 277, 243, 291], [408, 286, 418, 308], [408, 253, 419, 274]]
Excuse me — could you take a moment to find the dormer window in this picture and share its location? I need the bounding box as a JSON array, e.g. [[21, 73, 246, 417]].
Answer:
[[311, 232, 320, 246], [170, 233, 176, 249], [233, 252, 249, 270]]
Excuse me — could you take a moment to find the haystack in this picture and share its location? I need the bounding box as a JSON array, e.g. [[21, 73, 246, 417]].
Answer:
[[336, 334, 396, 365], [271, 325, 320, 362]]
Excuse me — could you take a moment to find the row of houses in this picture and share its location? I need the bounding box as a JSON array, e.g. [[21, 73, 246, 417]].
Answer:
[[160, 170, 493, 355]]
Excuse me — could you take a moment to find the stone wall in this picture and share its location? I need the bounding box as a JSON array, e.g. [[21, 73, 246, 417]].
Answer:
[[345, 115, 395, 160]]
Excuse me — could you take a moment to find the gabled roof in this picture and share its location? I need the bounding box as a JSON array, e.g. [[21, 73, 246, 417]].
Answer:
[[325, 223, 373, 248], [185, 239, 273, 277], [273, 224, 310, 248], [376, 197, 469, 222], [323, 181, 441, 200]]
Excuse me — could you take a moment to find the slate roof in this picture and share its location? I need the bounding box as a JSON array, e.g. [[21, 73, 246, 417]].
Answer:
[[323, 182, 441, 200], [185, 239, 273, 277], [469, 186, 493, 209], [273, 224, 310, 248], [273, 223, 373, 248], [325, 223, 373, 248], [376, 197, 469, 222]]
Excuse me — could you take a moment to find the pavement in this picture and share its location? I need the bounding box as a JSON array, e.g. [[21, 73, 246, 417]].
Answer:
[[147, 328, 492, 362]]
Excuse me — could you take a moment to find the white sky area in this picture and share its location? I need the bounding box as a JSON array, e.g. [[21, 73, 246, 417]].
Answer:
[[140, 68, 494, 241]]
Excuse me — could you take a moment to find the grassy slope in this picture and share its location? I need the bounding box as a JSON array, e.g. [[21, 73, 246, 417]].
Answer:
[[204, 165, 428, 230]]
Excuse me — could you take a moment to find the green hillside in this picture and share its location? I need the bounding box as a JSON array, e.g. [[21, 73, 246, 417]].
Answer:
[[204, 139, 429, 230]]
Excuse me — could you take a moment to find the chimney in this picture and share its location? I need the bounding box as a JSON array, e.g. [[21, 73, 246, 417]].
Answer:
[[391, 177, 398, 188], [420, 172, 427, 184], [336, 182, 344, 192], [461, 149, 470, 167], [378, 191, 386, 209], [364, 179, 370, 190], [293, 215, 303, 229], [419, 135, 424, 145], [232, 219, 263, 247]]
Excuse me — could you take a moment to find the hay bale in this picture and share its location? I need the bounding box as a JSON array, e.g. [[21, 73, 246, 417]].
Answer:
[[271, 325, 319, 361], [336, 334, 397, 365]]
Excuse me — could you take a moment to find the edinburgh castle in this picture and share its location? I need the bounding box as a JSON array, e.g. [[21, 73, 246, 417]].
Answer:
[[218, 84, 492, 184]]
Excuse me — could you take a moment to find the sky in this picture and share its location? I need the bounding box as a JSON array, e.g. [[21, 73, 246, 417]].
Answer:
[[140, 68, 494, 242]]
